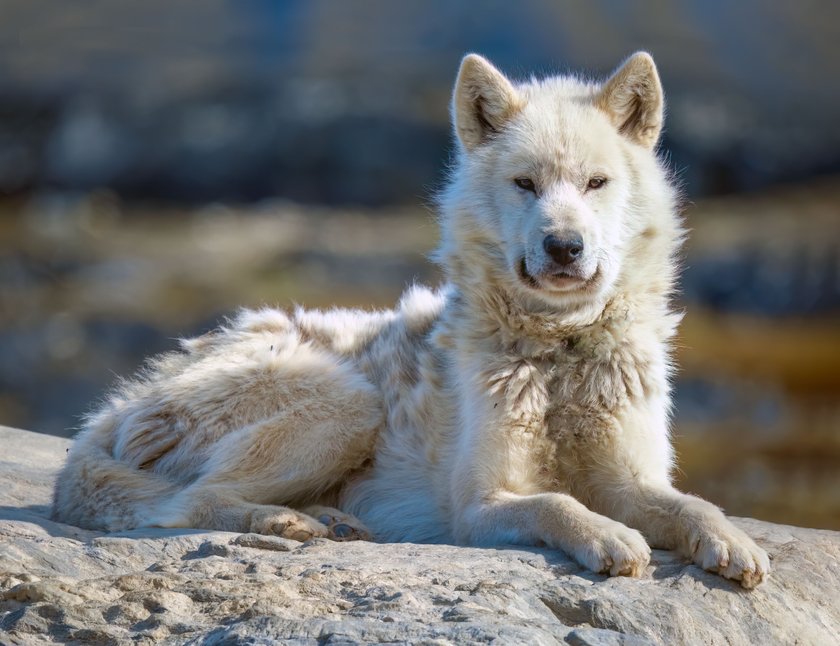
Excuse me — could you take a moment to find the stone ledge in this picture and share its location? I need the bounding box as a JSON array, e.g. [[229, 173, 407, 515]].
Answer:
[[1, 425, 839, 645]]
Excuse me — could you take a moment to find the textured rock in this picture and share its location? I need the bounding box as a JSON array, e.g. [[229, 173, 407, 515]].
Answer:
[[1, 426, 839, 645]]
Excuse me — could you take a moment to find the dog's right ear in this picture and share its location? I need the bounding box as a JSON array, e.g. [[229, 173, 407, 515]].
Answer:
[[453, 54, 521, 151]]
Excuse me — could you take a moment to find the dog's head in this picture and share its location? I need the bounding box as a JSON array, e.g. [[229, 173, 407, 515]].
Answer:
[[440, 52, 677, 315]]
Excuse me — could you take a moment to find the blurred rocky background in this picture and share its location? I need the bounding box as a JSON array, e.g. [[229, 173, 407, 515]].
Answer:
[[0, 1, 838, 529]]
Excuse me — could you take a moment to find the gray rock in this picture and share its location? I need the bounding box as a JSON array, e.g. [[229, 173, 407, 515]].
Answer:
[[1, 425, 838, 645]]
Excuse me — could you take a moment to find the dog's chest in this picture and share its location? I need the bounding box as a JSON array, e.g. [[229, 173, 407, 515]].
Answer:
[[550, 330, 651, 414], [495, 327, 656, 453]]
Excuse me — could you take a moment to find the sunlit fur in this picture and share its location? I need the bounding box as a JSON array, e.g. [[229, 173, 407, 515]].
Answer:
[[53, 52, 769, 588]]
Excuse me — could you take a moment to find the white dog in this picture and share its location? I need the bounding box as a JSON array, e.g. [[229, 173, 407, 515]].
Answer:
[[53, 52, 770, 588]]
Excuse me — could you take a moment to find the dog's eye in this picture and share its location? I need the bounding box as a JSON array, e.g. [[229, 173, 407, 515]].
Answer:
[[514, 177, 536, 193], [587, 176, 607, 190]]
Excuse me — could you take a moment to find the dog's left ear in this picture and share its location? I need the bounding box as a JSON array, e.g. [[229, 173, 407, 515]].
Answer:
[[453, 54, 522, 151], [596, 52, 664, 149]]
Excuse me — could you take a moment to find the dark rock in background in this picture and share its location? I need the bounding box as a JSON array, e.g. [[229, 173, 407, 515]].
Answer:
[[683, 247, 840, 316], [1, 1, 839, 204]]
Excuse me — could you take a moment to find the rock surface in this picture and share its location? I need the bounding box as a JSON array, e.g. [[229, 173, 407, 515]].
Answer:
[[1, 426, 839, 645]]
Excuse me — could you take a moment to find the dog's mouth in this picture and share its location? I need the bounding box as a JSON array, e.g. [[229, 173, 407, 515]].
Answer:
[[517, 257, 541, 289], [516, 258, 599, 293]]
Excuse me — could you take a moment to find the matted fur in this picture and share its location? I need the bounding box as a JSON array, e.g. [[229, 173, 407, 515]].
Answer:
[[53, 52, 769, 588]]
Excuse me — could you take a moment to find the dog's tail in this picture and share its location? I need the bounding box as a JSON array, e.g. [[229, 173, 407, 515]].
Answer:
[[51, 408, 183, 532]]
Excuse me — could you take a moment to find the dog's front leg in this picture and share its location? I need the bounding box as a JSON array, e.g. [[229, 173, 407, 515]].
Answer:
[[448, 368, 649, 577], [605, 483, 769, 588], [457, 490, 651, 576], [581, 404, 771, 588]]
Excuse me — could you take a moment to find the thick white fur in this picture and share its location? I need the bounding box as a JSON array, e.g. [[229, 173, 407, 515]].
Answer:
[[53, 53, 769, 588]]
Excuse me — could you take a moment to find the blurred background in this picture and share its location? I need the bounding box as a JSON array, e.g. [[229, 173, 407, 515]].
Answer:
[[1, 1, 838, 529]]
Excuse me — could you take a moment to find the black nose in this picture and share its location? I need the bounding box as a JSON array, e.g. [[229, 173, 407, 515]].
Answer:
[[543, 234, 584, 267]]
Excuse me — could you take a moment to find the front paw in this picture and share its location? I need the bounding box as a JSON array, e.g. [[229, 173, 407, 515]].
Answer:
[[688, 519, 770, 589], [572, 515, 651, 578]]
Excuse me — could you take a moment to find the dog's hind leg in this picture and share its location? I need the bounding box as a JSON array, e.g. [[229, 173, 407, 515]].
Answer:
[[54, 325, 384, 538], [152, 484, 329, 541], [148, 370, 384, 539]]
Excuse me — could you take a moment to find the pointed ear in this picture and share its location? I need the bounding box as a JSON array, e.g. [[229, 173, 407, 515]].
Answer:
[[453, 54, 522, 150], [596, 52, 664, 149]]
